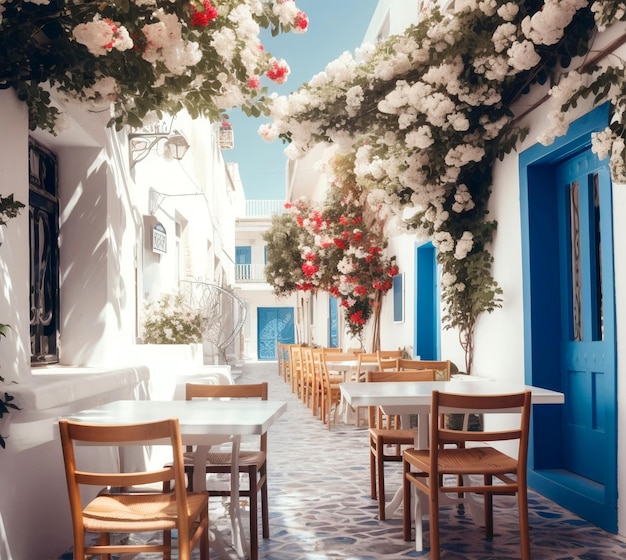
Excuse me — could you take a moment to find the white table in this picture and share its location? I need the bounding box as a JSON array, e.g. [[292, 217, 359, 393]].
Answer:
[[340, 377, 564, 547], [63, 399, 287, 560], [324, 358, 379, 423]]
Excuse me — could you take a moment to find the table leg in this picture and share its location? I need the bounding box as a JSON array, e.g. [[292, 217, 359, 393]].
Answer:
[[193, 439, 248, 559], [384, 414, 428, 519]]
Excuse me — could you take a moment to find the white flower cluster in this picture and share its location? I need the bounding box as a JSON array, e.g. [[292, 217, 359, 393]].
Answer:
[[72, 15, 133, 57], [591, 1, 626, 30], [609, 137, 626, 183], [521, 0, 587, 45], [142, 291, 207, 344], [452, 184, 475, 213], [454, 231, 474, 260], [142, 11, 201, 74]]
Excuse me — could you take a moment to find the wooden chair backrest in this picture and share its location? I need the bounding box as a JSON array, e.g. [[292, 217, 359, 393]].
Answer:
[[376, 350, 403, 371], [377, 349, 404, 358], [300, 346, 314, 379], [395, 358, 451, 381], [432, 390, 531, 466], [186, 382, 268, 401], [365, 369, 436, 429], [355, 352, 379, 381], [289, 345, 303, 376], [59, 418, 191, 538]]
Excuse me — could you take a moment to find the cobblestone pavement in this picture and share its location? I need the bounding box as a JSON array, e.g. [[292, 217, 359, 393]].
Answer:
[[60, 360, 626, 559]]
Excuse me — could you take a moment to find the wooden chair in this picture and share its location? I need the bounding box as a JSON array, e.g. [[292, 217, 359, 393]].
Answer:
[[395, 358, 451, 381], [366, 369, 436, 520], [403, 390, 532, 560], [184, 382, 269, 560], [289, 344, 303, 396], [310, 347, 341, 418], [376, 350, 403, 371], [320, 348, 347, 429], [281, 343, 297, 384], [300, 346, 315, 409], [58, 418, 209, 560], [352, 353, 380, 426]]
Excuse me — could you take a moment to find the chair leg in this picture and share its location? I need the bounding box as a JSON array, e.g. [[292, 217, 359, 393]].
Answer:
[[377, 438, 386, 520], [518, 484, 531, 560], [164, 529, 172, 560], [261, 474, 270, 539], [249, 470, 259, 560], [429, 474, 440, 560], [200, 507, 210, 560], [484, 474, 494, 538], [402, 459, 412, 540], [370, 442, 377, 500]]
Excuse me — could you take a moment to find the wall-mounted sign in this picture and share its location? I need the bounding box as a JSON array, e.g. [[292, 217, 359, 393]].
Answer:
[[152, 223, 166, 254], [219, 122, 234, 150]]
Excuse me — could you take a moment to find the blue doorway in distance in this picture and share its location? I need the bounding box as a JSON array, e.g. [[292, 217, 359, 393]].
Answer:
[[257, 307, 295, 360], [415, 242, 438, 360]]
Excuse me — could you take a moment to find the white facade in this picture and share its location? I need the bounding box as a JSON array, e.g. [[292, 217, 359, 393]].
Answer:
[[0, 88, 240, 558]]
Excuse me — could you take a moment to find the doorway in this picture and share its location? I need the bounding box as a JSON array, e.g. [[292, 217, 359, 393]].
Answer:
[[519, 103, 617, 532], [257, 307, 295, 360]]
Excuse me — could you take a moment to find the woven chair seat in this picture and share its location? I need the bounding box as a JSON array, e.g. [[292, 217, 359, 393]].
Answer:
[[369, 428, 415, 446], [183, 450, 265, 467], [406, 446, 518, 476], [83, 492, 207, 532]]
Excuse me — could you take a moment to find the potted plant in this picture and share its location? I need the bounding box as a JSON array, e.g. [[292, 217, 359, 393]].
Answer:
[[142, 290, 208, 345]]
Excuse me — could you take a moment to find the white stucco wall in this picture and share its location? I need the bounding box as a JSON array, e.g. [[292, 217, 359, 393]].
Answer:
[[0, 89, 31, 384], [0, 86, 239, 557]]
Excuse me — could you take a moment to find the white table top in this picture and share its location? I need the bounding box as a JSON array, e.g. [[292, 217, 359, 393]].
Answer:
[[63, 399, 288, 437], [340, 377, 564, 411]]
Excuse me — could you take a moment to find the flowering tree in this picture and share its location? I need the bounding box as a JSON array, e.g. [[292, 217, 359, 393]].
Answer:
[[0, 0, 308, 133], [263, 210, 314, 295], [260, 0, 616, 373], [265, 151, 398, 349]]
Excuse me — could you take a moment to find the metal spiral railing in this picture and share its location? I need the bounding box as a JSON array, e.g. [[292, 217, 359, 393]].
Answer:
[[180, 279, 247, 363]]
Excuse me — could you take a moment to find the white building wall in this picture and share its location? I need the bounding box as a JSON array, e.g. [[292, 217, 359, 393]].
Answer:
[[0, 87, 237, 558], [0, 90, 30, 384]]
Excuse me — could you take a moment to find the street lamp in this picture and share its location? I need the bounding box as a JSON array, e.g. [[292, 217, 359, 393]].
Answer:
[[129, 129, 190, 168]]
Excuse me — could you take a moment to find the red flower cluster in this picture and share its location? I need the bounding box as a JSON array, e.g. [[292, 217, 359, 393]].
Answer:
[[350, 310, 367, 325], [266, 59, 290, 85], [294, 10, 309, 32], [190, 1, 218, 27], [302, 261, 319, 277], [246, 76, 261, 90]]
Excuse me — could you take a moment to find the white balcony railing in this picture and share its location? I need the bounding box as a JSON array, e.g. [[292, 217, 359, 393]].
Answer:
[[235, 263, 267, 282], [244, 200, 285, 217]]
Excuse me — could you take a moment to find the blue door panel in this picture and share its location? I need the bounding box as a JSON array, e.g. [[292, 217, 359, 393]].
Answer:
[[257, 307, 294, 360], [415, 243, 438, 360], [328, 297, 339, 348]]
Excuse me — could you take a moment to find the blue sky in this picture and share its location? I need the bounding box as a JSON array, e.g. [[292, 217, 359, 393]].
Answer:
[[222, 0, 379, 200]]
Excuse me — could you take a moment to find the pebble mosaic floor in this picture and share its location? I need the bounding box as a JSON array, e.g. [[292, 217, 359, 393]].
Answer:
[[60, 360, 626, 559]]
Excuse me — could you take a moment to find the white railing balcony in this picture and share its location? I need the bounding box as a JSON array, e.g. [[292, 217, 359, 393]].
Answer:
[[236, 263, 267, 282], [245, 200, 285, 217]]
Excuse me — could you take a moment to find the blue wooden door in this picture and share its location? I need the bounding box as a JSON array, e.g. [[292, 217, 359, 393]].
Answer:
[[328, 297, 339, 348], [556, 151, 615, 486], [520, 104, 617, 532], [257, 307, 294, 360], [415, 242, 438, 360]]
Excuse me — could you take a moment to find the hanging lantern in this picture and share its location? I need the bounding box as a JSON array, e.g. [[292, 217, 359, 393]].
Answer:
[[218, 121, 234, 150]]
